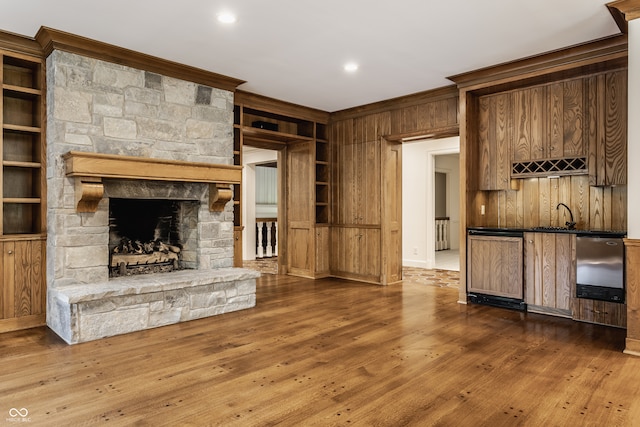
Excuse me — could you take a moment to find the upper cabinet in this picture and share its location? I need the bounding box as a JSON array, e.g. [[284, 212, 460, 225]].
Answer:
[[587, 70, 627, 186], [512, 80, 586, 162], [474, 68, 626, 186], [476, 92, 512, 190]]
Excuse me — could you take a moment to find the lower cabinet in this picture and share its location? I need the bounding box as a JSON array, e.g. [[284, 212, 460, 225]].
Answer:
[[331, 226, 381, 283], [524, 232, 574, 316], [0, 238, 46, 332], [314, 226, 330, 278], [467, 234, 523, 299], [572, 298, 626, 328]]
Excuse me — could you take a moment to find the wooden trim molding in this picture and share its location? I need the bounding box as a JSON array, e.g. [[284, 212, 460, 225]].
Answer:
[[235, 90, 330, 123], [63, 151, 242, 213], [624, 238, 640, 356], [0, 30, 43, 57], [331, 85, 459, 120], [35, 27, 245, 92], [384, 124, 459, 143], [608, 0, 640, 30], [448, 34, 628, 91]]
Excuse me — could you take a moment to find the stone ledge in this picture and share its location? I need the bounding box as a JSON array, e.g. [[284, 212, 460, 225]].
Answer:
[[51, 268, 260, 303], [47, 268, 260, 344]]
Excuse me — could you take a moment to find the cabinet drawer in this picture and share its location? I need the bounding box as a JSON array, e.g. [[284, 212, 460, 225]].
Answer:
[[573, 298, 626, 328]]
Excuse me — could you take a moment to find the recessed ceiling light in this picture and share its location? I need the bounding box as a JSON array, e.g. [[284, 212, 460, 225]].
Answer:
[[217, 11, 237, 24], [344, 62, 359, 73]]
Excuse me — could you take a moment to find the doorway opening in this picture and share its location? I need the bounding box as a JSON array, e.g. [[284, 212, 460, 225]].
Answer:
[[242, 147, 279, 265], [402, 136, 460, 271]]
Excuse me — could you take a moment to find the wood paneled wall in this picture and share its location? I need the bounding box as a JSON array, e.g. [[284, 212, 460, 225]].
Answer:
[[332, 85, 459, 140], [469, 175, 627, 230], [330, 86, 459, 284]]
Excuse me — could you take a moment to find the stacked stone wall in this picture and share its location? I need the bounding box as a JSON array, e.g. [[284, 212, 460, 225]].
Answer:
[[45, 50, 236, 286]]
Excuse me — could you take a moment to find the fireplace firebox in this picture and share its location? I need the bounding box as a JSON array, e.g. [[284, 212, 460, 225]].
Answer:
[[108, 198, 198, 277]]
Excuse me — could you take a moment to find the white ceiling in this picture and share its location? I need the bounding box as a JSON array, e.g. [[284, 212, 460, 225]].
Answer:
[[0, 1, 622, 112]]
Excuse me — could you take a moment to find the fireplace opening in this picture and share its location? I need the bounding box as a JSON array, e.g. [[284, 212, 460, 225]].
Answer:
[[108, 198, 197, 277]]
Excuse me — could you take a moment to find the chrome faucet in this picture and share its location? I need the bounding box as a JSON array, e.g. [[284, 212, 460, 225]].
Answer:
[[556, 203, 576, 229]]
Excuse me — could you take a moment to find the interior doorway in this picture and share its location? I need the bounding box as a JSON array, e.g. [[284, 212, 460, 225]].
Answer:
[[434, 153, 460, 271], [402, 136, 460, 271], [242, 147, 279, 263]]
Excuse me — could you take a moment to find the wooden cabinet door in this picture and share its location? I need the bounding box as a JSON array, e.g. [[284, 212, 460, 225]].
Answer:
[[286, 141, 314, 278], [332, 119, 356, 225], [477, 93, 511, 190], [357, 228, 381, 282], [573, 299, 626, 328], [314, 226, 329, 277], [330, 226, 381, 283], [588, 70, 627, 186], [0, 239, 46, 332], [524, 232, 574, 315], [467, 235, 523, 299], [334, 118, 382, 225], [360, 138, 381, 225], [513, 87, 545, 161]]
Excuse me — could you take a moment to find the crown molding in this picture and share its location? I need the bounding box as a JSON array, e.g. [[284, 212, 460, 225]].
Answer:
[[235, 90, 330, 123], [608, 0, 640, 32], [448, 34, 627, 92], [0, 29, 43, 58], [35, 26, 245, 92], [331, 85, 459, 120]]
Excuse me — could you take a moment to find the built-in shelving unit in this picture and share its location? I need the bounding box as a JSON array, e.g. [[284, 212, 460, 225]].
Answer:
[[315, 123, 329, 224], [0, 48, 47, 333], [233, 94, 330, 277], [1, 52, 45, 236], [232, 104, 243, 266]]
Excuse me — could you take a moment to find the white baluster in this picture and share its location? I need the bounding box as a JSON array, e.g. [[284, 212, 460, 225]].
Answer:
[[444, 219, 450, 250], [266, 221, 273, 257], [257, 221, 264, 259]]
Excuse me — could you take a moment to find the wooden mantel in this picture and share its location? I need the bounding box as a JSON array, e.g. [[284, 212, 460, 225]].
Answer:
[[63, 151, 242, 213]]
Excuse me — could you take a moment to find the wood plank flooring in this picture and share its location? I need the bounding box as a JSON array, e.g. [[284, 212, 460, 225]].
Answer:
[[1, 273, 639, 426]]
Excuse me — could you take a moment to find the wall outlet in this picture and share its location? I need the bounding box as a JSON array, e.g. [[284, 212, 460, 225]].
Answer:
[[413, 247, 418, 255], [481, 205, 485, 215]]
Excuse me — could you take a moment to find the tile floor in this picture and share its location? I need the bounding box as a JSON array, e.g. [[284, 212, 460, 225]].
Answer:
[[434, 249, 460, 271], [243, 256, 460, 289]]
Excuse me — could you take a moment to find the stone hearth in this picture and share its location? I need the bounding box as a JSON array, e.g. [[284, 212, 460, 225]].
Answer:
[[48, 268, 259, 344]]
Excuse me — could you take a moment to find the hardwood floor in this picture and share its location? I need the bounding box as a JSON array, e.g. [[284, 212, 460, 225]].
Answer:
[[1, 273, 639, 426]]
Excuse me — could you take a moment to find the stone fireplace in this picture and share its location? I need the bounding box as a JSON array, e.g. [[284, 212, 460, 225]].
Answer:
[[45, 50, 258, 344]]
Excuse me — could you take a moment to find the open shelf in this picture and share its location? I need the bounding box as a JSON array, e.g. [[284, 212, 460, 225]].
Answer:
[[315, 123, 330, 224], [1, 52, 45, 236]]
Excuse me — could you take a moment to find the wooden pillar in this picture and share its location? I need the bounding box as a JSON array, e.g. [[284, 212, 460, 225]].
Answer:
[[625, 240, 640, 355], [608, 0, 640, 355]]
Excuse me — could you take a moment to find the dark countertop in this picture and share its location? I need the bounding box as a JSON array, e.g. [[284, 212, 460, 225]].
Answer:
[[467, 226, 627, 238]]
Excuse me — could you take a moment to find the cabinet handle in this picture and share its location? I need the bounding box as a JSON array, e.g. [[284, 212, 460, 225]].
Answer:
[[550, 146, 556, 151], [528, 240, 533, 244], [7, 250, 13, 254]]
